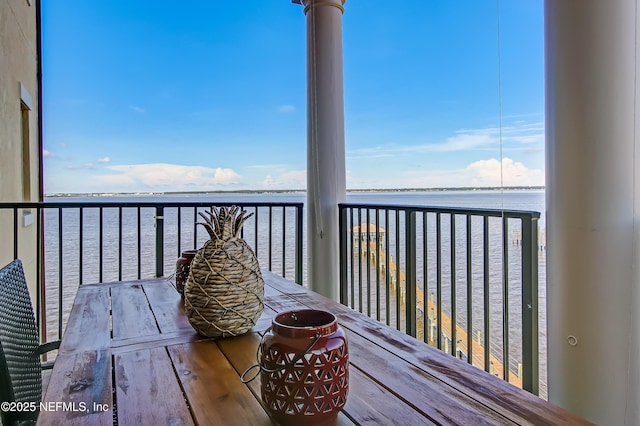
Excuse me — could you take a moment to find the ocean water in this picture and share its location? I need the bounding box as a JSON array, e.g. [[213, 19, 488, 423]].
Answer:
[[42, 189, 547, 395], [43, 189, 545, 290]]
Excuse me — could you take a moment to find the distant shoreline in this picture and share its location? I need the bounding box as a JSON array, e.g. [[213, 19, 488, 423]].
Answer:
[[45, 186, 545, 198]]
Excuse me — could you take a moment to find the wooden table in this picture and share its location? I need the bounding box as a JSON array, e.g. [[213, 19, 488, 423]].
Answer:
[[38, 271, 591, 426]]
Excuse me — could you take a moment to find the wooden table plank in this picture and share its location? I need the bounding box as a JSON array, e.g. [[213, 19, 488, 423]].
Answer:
[[251, 306, 276, 334], [262, 271, 593, 426], [294, 292, 548, 425], [346, 366, 438, 426], [111, 330, 207, 355], [111, 283, 159, 340], [261, 291, 308, 314], [216, 332, 355, 426], [114, 347, 194, 426], [261, 279, 514, 425], [262, 275, 307, 296], [215, 310, 438, 426], [142, 280, 193, 333], [346, 329, 513, 425], [41, 273, 592, 426], [39, 349, 112, 426], [58, 286, 111, 355], [262, 271, 308, 295], [167, 340, 273, 426]]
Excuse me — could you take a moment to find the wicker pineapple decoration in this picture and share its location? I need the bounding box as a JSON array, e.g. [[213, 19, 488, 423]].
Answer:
[[184, 206, 265, 338]]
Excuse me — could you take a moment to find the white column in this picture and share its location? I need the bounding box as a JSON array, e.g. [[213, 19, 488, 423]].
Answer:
[[545, 1, 640, 424], [294, 0, 346, 300]]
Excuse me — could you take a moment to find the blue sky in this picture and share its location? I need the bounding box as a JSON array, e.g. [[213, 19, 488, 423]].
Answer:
[[42, 1, 544, 194]]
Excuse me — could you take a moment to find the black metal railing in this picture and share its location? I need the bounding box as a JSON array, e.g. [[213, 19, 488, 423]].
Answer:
[[4, 198, 541, 394], [338, 203, 540, 395], [1, 201, 303, 351]]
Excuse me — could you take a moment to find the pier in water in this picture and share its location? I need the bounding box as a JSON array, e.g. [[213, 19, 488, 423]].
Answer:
[[349, 237, 528, 389]]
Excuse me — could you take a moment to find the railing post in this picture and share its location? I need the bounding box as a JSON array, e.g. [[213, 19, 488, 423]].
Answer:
[[37, 205, 44, 339], [295, 205, 304, 285], [502, 217, 510, 382], [339, 204, 348, 305], [13, 208, 18, 260], [450, 214, 457, 356], [405, 210, 417, 337], [483, 216, 490, 371], [521, 216, 539, 394], [58, 208, 63, 338], [155, 206, 164, 278]]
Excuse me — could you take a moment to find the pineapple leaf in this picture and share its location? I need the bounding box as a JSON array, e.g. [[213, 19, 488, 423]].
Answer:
[[197, 211, 218, 240], [234, 210, 254, 238], [196, 205, 254, 241]]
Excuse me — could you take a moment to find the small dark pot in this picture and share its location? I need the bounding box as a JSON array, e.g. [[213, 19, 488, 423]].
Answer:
[[175, 250, 197, 297]]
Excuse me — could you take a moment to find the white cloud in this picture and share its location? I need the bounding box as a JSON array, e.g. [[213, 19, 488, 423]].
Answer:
[[278, 105, 296, 113], [262, 175, 277, 188], [130, 106, 145, 113], [402, 157, 543, 188], [43, 149, 54, 158], [212, 167, 241, 185], [430, 132, 495, 152], [466, 158, 544, 186], [95, 163, 241, 191], [96, 156, 111, 163], [261, 170, 306, 189], [347, 121, 544, 159]]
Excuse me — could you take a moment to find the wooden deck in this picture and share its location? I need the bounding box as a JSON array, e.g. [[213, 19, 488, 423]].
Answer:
[[38, 271, 591, 425]]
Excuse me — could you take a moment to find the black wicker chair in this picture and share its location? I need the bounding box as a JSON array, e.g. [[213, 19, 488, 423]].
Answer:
[[0, 259, 60, 425]]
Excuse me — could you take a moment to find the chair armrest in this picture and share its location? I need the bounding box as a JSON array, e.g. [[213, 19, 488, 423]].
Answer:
[[41, 360, 55, 370], [37, 341, 61, 370], [37, 340, 61, 355]]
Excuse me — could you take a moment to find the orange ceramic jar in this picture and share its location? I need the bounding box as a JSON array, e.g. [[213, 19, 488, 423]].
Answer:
[[260, 309, 349, 425]]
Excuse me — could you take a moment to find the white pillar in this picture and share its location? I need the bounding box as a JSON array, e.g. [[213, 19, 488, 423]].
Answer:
[[545, 1, 640, 424], [294, 0, 346, 300]]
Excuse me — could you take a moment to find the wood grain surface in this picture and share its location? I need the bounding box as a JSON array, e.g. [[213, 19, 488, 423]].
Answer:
[[57, 286, 111, 354], [39, 349, 112, 426], [39, 272, 594, 426], [114, 347, 194, 426]]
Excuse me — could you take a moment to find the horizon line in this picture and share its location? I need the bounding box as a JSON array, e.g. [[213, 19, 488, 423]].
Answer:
[[45, 185, 546, 197]]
